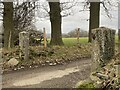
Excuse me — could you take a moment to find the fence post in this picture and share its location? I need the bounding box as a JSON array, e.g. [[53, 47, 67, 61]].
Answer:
[[77, 28, 80, 44], [19, 31, 29, 61], [91, 27, 116, 71], [43, 28, 47, 48]]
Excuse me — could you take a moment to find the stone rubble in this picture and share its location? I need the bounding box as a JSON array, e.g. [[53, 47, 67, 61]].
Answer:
[[6, 58, 19, 67], [90, 27, 119, 89], [90, 56, 120, 89]]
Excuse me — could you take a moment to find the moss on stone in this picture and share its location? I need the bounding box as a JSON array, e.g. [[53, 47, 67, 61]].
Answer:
[[77, 82, 95, 88], [92, 27, 116, 70]]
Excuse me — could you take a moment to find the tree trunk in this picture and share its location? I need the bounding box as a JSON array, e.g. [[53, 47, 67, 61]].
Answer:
[[118, 29, 120, 43], [118, 3, 120, 52], [48, 1, 64, 45], [3, 2, 14, 49], [118, 29, 120, 52], [88, 1, 100, 42]]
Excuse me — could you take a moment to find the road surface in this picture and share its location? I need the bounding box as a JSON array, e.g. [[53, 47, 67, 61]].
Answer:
[[2, 59, 91, 88]]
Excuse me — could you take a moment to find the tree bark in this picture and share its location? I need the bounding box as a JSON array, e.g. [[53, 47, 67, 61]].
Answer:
[[119, 30, 120, 39], [118, 3, 120, 52], [3, 2, 14, 49], [88, 1, 100, 42], [118, 29, 120, 52], [48, 1, 64, 45]]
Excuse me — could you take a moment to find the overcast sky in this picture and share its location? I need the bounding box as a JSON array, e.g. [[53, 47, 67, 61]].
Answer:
[[0, 0, 118, 34], [35, 1, 118, 34]]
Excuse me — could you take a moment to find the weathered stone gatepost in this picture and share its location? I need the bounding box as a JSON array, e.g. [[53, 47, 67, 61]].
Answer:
[[19, 31, 29, 61], [92, 27, 116, 71]]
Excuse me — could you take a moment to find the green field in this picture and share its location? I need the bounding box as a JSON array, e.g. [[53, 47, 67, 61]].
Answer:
[[47, 37, 88, 46], [115, 36, 118, 43], [48, 36, 118, 47], [62, 37, 88, 46]]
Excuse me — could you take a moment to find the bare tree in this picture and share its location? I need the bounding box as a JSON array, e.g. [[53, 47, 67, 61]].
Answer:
[[48, 0, 64, 45], [36, 0, 77, 19], [3, 2, 14, 49], [36, 0, 77, 45], [88, 0, 100, 42], [87, 0, 117, 42], [13, 1, 36, 45], [2, 1, 36, 48], [33, 0, 117, 45], [118, 2, 120, 52], [14, 1, 35, 30]]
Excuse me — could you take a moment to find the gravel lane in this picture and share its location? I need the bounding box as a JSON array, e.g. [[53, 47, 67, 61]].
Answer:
[[2, 58, 91, 88]]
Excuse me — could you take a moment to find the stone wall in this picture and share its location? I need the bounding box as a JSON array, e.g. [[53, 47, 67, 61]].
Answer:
[[19, 31, 29, 61], [92, 27, 116, 70], [90, 27, 119, 89], [0, 34, 3, 48]]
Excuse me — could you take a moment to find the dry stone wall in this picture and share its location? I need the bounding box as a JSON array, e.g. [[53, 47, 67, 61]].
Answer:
[[19, 31, 29, 61], [92, 27, 116, 71]]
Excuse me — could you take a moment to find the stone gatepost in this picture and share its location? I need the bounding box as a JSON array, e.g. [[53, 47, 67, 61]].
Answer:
[[19, 31, 29, 61], [92, 27, 116, 71]]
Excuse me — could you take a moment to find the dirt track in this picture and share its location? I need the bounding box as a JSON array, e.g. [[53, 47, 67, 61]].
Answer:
[[2, 58, 91, 88]]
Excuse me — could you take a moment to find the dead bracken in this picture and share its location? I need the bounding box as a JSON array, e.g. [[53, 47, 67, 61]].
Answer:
[[2, 44, 91, 72]]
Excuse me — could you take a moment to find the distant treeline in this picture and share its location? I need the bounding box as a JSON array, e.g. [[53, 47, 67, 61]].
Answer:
[[62, 29, 88, 38]]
